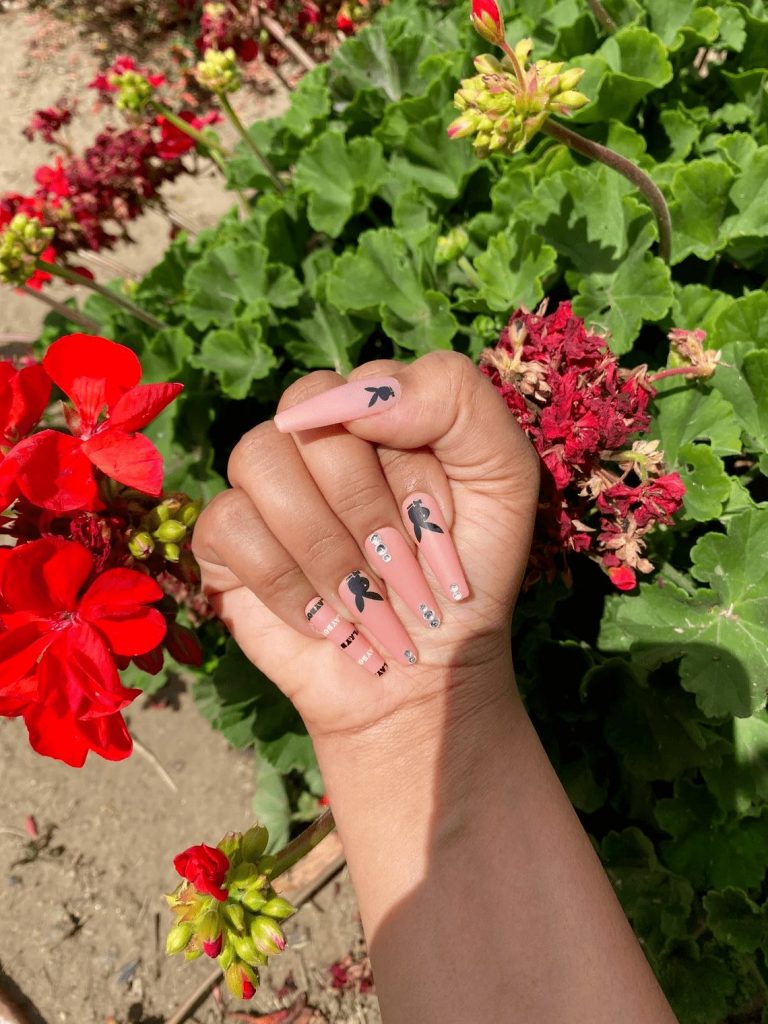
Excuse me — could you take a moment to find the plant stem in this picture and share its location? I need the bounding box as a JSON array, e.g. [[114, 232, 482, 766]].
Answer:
[[541, 119, 672, 264], [271, 809, 336, 881], [261, 13, 317, 72], [586, 0, 617, 32], [19, 284, 102, 332], [36, 260, 166, 331], [458, 255, 483, 289], [217, 92, 285, 192], [649, 366, 705, 383], [154, 104, 230, 173], [499, 40, 528, 90]]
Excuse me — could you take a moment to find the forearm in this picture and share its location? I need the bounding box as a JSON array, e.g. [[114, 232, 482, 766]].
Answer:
[[313, 660, 678, 1024]]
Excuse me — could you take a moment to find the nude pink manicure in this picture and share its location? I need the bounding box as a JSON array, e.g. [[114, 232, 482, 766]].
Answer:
[[338, 569, 417, 666], [305, 596, 389, 677], [402, 492, 469, 602], [274, 376, 400, 433], [365, 527, 442, 630]]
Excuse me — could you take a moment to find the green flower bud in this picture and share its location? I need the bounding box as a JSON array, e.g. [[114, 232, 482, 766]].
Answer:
[[217, 831, 243, 864], [179, 499, 202, 527], [0, 214, 55, 287], [195, 47, 241, 94], [184, 945, 204, 961], [232, 933, 268, 967], [113, 70, 155, 114], [242, 889, 267, 913], [241, 825, 269, 863], [154, 519, 188, 543], [250, 915, 286, 955], [197, 909, 222, 944], [224, 960, 259, 999], [435, 226, 469, 265], [128, 531, 155, 559], [256, 854, 277, 875], [223, 901, 246, 933], [259, 897, 295, 921], [163, 542, 181, 563], [226, 861, 259, 889], [166, 922, 194, 955], [219, 942, 235, 969]]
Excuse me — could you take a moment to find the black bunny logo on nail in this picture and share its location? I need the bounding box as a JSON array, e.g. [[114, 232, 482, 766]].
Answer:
[[346, 571, 384, 614], [365, 385, 396, 408], [407, 499, 444, 543]]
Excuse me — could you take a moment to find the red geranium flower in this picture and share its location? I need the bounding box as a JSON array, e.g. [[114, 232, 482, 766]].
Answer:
[[0, 361, 50, 448], [174, 843, 230, 901], [155, 110, 221, 161], [0, 536, 165, 766], [0, 335, 182, 514]]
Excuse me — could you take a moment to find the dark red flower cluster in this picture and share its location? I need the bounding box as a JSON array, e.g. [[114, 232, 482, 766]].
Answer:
[[0, 334, 205, 766], [480, 301, 685, 590], [24, 101, 76, 145], [197, 0, 260, 62]]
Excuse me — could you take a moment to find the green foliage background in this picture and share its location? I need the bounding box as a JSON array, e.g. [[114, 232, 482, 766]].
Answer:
[[42, 1, 768, 1019]]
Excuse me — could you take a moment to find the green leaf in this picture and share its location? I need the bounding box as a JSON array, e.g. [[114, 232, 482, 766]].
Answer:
[[712, 346, 768, 454], [669, 159, 735, 263], [279, 64, 331, 142], [190, 316, 278, 400], [599, 508, 768, 718], [252, 753, 290, 854], [722, 146, 768, 249], [327, 227, 458, 353], [569, 222, 673, 354], [600, 828, 695, 956], [711, 290, 768, 350], [677, 442, 732, 521], [652, 378, 742, 463], [294, 131, 388, 237], [659, 944, 752, 1024], [571, 26, 674, 124], [657, 781, 768, 890], [139, 327, 194, 383], [462, 224, 557, 313], [182, 241, 302, 329], [671, 284, 735, 335], [284, 301, 365, 374], [703, 888, 767, 953], [260, 731, 318, 778]]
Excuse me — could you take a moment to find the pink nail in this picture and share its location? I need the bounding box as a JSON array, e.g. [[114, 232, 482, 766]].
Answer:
[[274, 377, 400, 433], [338, 569, 417, 667], [305, 596, 389, 678], [402, 492, 469, 602], [365, 527, 441, 630]]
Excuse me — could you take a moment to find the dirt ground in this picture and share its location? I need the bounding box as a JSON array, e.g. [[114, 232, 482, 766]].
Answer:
[[0, 7, 380, 1023]]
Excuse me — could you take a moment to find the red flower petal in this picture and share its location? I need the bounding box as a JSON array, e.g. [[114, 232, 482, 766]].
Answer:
[[14, 430, 100, 512], [2, 537, 91, 615], [43, 335, 142, 433], [24, 697, 134, 766], [82, 429, 164, 495], [0, 621, 50, 693], [0, 364, 51, 445], [108, 382, 183, 433], [79, 568, 166, 656]]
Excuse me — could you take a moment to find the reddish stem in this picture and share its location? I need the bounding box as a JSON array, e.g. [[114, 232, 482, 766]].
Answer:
[[648, 366, 703, 383]]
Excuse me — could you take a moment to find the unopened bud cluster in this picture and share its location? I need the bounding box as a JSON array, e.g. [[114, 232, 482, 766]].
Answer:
[[435, 226, 469, 265], [449, 41, 589, 157], [111, 70, 156, 114], [0, 214, 54, 286], [167, 826, 295, 1001], [128, 495, 201, 566], [195, 47, 241, 94]]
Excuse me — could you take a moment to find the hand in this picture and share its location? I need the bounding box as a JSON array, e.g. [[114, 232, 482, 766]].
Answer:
[[193, 351, 539, 743]]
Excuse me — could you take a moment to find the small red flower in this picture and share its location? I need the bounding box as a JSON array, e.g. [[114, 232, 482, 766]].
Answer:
[[174, 843, 230, 901], [0, 335, 182, 514], [155, 110, 221, 161], [470, 0, 505, 43], [0, 536, 165, 766], [608, 566, 637, 591]]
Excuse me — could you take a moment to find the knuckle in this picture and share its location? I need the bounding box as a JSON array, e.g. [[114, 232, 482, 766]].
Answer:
[[192, 488, 246, 559], [421, 349, 475, 380], [303, 527, 349, 569], [330, 472, 385, 522], [257, 559, 306, 602], [278, 370, 342, 412], [227, 420, 283, 487]]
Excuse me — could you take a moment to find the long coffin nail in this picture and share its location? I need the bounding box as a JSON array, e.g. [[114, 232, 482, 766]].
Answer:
[[338, 569, 417, 667], [365, 527, 442, 630], [305, 596, 389, 678], [402, 492, 469, 602], [274, 377, 400, 433]]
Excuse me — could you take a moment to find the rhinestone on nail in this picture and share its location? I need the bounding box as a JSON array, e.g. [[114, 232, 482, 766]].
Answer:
[[429, 618, 441, 629], [375, 544, 387, 555], [450, 583, 463, 600], [404, 650, 417, 664], [370, 533, 382, 545]]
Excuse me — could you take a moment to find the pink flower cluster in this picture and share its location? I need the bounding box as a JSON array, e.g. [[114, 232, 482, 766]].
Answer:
[[481, 301, 685, 590]]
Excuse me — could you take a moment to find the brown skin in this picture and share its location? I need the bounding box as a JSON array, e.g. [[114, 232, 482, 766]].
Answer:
[[193, 351, 679, 1024]]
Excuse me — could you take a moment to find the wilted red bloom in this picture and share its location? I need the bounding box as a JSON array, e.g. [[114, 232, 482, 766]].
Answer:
[[197, 3, 259, 61], [174, 843, 230, 901], [23, 102, 75, 144], [0, 363, 50, 448], [0, 536, 165, 766], [607, 565, 637, 591], [155, 110, 221, 160], [0, 334, 182, 514]]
